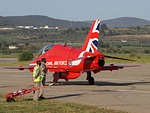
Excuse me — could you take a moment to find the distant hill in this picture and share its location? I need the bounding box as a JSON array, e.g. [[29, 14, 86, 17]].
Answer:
[[0, 15, 150, 28], [101, 17, 150, 28], [0, 15, 91, 28]]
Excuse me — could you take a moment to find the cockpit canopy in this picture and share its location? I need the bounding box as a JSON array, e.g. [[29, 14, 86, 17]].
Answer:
[[37, 44, 55, 56]]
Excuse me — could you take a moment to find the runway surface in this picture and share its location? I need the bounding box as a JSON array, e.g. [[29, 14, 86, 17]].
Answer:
[[0, 64, 150, 113], [0, 58, 17, 62]]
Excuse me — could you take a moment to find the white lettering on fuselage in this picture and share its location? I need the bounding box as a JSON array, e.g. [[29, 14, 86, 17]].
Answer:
[[46, 61, 67, 66]]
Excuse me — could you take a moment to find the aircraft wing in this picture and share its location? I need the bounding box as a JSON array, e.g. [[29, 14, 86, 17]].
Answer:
[[100, 65, 123, 71], [4, 65, 33, 70], [90, 64, 141, 74], [96, 64, 140, 72], [4, 65, 68, 72]]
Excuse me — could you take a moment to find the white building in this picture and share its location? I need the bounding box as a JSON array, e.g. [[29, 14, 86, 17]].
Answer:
[[9, 46, 17, 49]]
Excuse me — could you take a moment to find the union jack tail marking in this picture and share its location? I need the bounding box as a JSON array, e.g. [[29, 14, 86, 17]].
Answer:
[[81, 19, 100, 53]]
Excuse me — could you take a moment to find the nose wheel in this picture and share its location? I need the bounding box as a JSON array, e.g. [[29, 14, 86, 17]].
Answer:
[[86, 71, 95, 85]]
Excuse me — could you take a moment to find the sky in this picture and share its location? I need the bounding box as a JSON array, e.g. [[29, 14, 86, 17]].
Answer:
[[0, 0, 150, 21]]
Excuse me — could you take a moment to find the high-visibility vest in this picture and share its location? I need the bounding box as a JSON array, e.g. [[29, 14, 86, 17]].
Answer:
[[32, 65, 43, 82]]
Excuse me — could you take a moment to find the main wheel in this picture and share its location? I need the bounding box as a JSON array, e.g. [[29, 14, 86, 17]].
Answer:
[[88, 77, 94, 85], [6, 98, 15, 102], [6, 98, 10, 102], [10, 98, 15, 102]]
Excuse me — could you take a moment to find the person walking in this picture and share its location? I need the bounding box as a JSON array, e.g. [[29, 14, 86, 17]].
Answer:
[[41, 58, 47, 86], [32, 60, 43, 101], [39, 58, 47, 99]]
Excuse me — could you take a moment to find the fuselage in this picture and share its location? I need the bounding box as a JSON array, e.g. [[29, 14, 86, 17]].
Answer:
[[30, 44, 104, 74]]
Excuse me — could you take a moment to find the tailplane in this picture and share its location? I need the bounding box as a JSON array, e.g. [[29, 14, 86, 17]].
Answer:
[[81, 19, 100, 53]]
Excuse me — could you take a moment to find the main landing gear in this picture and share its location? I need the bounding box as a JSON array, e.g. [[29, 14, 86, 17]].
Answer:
[[86, 71, 94, 85], [6, 98, 15, 102]]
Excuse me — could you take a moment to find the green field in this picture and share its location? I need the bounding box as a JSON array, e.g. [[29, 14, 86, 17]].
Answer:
[[0, 34, 13, 39], [0, 94, 127, 113]]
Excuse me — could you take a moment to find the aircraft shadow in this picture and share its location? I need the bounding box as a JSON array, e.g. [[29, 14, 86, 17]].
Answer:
[[46, 93, 85, 100], [0, 85, 13, 88], [95, 81, 150, 86], [0, 85, 34, 89], [51, 81, 150, 86], [23, 93, 85, 101]]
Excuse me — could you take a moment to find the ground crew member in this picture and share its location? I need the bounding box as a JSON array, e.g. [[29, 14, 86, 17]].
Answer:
[[41, 58, 47, 86], [39, 58, 47, 99], [33, 60, 43, 101]]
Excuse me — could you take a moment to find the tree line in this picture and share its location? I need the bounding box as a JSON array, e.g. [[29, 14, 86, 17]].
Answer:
[[1, 24, 150, 61]]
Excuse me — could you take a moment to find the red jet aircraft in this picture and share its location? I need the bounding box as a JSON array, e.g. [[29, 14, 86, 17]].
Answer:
[[26, 19, 137, 85], [8, 19, 136, 85]]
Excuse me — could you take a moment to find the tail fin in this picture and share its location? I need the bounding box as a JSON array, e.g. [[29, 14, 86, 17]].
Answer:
[[81, 19, 100, 53]]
